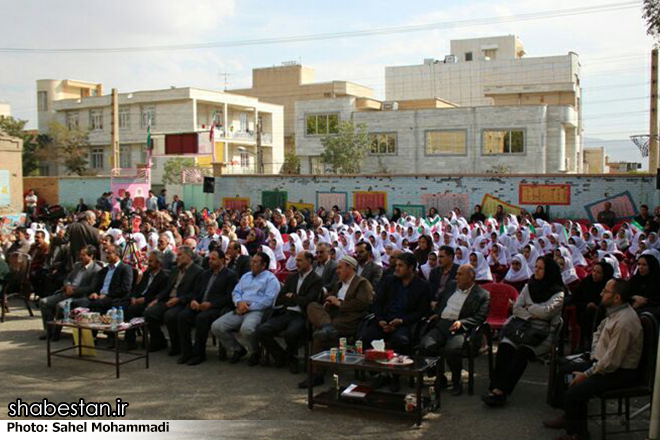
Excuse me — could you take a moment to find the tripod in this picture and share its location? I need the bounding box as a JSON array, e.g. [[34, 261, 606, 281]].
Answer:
[[121, 236, 143, 271]]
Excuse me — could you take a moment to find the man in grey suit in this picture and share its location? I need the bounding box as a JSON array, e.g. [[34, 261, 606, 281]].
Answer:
[[39, 245, 102, 340], [355, 241, 383, 289], [418, 264, 491, 396], [313, 243, 338, 292]]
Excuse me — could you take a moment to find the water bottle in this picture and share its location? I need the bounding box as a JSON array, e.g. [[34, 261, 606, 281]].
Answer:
[[117, 307, 124, 325], [63, 301, 71, 323], [110, 307, 117, 330]]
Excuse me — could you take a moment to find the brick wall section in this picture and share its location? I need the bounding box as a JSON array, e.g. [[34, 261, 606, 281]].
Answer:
[[214, 174, 660, 219], [23, 177, 59, 206], [0, 134, 24, 215]]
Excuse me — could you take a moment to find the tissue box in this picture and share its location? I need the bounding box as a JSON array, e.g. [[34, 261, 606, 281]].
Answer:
[[365, 349, 395, 361]]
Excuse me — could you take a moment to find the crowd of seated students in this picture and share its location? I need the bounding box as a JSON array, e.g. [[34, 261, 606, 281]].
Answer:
[[2, 196, 660, 440]]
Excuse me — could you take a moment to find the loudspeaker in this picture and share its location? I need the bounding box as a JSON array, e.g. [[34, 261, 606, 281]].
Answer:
[[203, 177, 215, 193], [656, 169, 660, 190]]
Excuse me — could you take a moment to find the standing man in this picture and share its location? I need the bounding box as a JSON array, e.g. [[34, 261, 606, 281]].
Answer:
[[257, 251, 323, 374], [25, 190, 38, 221], [157, 189, 167, 211], [146, 190, 159, 211], [67, 210, 101, 265], [170, 195, 185, 215], [211, 252, 279, 366], [596, 202, 616, 229], [178, 249, 238, 366]]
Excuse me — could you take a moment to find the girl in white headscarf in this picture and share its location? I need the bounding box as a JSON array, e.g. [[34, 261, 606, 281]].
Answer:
[[269, 238, 287, 263], [285, 238, 303, 272], [523, 243, 540, 269], [472, 236, 490, 256], [556, 247, 579, 286], [536, 237, 552, 256], [470, 251, 493, 283], [614, 227, 632, 252], [454, 246, 470, 265], [259, 245, 278, 271], [602, 255, 622, 279], [648, 232, 660, 251], [568, 236, 588, 255], [420, 251, 438, 281], [504, 254, 533, 286], [568, 244, 588, 268]]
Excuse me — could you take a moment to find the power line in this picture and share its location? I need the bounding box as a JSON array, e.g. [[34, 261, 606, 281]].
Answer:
[[0, 2, 642, 54]]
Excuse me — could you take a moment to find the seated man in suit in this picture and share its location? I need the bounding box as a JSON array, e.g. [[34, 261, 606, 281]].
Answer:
[[39, 245, 102, 341], [429, 246, 460, 305], [211, 251, 280, 366], [178, 249, 238, 366], [313, 243, 338, 293], [122, 250, 169, 350], [71, 244, 133, 315], [418, 264, 491, 396], [227, 240, 251, 278], [302, 255, 374, 388], [355, 242, 383, 289], [257, 251, 323, 374], [144, 246, 203, 355]]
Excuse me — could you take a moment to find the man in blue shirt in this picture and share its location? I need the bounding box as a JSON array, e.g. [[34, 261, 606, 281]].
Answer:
[[211, 252, 279, 366]]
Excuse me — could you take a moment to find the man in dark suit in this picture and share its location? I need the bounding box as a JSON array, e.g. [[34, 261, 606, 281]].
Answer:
[[144, 246, 203, 355], [71, 244, 133, 314], [257, 251, 323, 374], [178, 249, 238, 365], [418, 264, 491, 396], [67, 211, 101, 266], [121, 250, 170, 350], [39, 245, 102, 340], [302, 255, 374, 388], [429, 246, 460, 303], [360, 253, 431, 354], [227, 240, 250, 278], [313, 243, 338, 292], [355, 241, 383, 289]]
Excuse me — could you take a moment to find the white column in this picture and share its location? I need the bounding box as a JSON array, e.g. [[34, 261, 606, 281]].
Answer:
[[557, 124, 566, 172]]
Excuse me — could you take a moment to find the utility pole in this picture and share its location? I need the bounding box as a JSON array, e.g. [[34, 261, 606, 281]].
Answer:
[[111, 88, 119, 172], [650, 48, 659, 174], [256, 120, 263, 174]]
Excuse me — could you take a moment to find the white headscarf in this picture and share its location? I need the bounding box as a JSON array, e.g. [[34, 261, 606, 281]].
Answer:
[[259, 245, 278, 271], [420, 251, 438, 281], [504, 254, 532, 283], [568, 244, 588, 267], [558, 247, 579, 285], [454, 245, 470, 265], [471, 251, 493, 282], [524, 244, 540, 269]]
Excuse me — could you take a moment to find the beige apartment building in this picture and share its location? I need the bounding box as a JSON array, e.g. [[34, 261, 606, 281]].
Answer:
[[232, 63, 374, 153]]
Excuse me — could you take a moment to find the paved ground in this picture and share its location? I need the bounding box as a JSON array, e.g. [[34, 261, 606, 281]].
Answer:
[[0, 299, 650, 440]]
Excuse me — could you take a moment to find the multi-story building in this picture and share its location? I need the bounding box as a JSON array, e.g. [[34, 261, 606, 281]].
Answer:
[[607, 160, 642, 174], [583, 147, 609, 174], [295, 95, 578, 174], [231, 63, 373, 153], [36, 80, 284, 179]]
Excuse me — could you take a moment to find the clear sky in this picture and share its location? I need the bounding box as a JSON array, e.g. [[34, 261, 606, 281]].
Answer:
[[0, 0, 655, 165]]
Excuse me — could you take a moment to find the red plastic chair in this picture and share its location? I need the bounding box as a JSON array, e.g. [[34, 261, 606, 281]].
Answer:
[[281, 234, 289, 243], [482, 283, 519, 331], [276, 271, 292, 283], [575, 266, 588, 280]]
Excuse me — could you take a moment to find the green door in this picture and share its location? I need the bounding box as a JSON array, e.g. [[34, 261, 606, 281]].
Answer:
[[261, 190, 288, 210]]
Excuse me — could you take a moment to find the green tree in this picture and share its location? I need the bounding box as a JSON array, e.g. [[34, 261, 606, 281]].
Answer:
[[281, 151, 301, 174], [643, 0, 660, 43], [0, 116, 45, 176], [320, 120, 369, 174], [163, 157, 196, 184], [48, 121, 94, 176]]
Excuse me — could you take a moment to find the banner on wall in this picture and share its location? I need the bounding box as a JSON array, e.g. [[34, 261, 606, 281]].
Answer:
[[316, 192, 348, 212], [111, 180, 149, 211], [0, 170, 10, 207], [480, 193, 522, 217], [222, 197, 250, 211], [353, 191, 387, 211], [286, 201, 315, 212], [584, 191, 638, 222], [519, 184, 571, 206], [421, 193, 469, 217]]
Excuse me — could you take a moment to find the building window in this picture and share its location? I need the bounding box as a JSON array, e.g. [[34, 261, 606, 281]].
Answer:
[[119, 106, 131, 129], [310, 156, 325, 174], [369, 133, 397, 155], [465, 52, 473, 62], [483, 130, 525, 154], [239, 113, 248, 132], [91, 147, 104, 169], [37, 91, 48, 111], [240, 152, 250, 168], [483, 49, 497, 60], [141, 106, 156, 128], [119, 146, 131, 168], [306, 113, 339, 136], [37, 164, 49, 176], [66, 112, 79, 131], [89, 109, 103, 131], [426, 130, 467, 155]]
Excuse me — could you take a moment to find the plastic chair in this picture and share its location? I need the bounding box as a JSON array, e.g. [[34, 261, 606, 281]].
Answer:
[[482, 283, 518, 331]]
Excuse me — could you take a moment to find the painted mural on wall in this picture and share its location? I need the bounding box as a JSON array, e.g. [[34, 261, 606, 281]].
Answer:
[[0, 170, 9, 207], [222, 197, 250, 211], [111, 180, 149, 211], [481, 193, 522, 217], [286, 201, 315, 212], [316, 192, 348, 212], [584, 191, 638, 222], [519, 184, 571, 206], [353, 191, 387, 211], [421, 193, 469, 217]]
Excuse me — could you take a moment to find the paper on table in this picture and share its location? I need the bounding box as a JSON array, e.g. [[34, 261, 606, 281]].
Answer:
[[371, 339, 385, 351]]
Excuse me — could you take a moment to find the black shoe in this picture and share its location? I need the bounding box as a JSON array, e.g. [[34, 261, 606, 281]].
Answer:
[[177, 354, 192, 364], [247, 353, 261, 367], [288, 358, 300, 375], [450, 382, 463, 397], [229, 347, 247, 364], [482, 392, 507, 406], [168, 347, 181, 357], [389, 376, 401, 393], [313, 325, 340, 342], [298, 375, 324, 389], [187, 356, 206, 366], [148, 341, 167, 353]]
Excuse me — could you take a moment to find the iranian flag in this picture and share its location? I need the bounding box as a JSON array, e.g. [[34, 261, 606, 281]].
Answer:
[[146, 115, 153, 150], [209, 111, 217, 144], [631, 220, 644, 233]]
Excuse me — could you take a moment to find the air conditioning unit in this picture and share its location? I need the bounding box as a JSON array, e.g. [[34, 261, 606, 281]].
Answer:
[[382, 101, 399, 111], [444, 55, 458, 64], [424, 58, 436, 65]]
